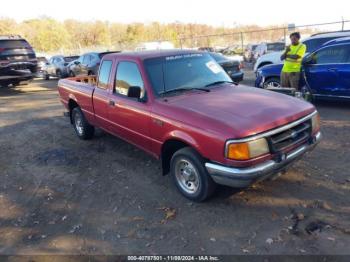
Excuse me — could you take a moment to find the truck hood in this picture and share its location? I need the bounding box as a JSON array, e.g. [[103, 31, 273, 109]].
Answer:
[[164, 84, 315, 138]]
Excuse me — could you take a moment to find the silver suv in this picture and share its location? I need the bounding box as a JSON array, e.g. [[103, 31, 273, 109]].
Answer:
[[43, 55, 78, 80]]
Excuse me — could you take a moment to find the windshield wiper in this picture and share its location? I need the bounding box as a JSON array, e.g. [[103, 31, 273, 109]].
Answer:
[[205, 80, 234, 87], [160, 87, 210, 95]]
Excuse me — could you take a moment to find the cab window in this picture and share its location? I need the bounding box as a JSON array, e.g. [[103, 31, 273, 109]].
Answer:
[[115, 61, 144, 97], [97, 60, 112, 89]]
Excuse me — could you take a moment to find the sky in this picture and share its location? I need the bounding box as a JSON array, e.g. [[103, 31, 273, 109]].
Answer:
[[0, 0, 348, 27]]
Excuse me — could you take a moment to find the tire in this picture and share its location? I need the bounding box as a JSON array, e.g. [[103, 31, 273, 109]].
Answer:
[[88, 71, 93, 76], [44, 72, 50, 80], [56, 70, 62, 79], [170, 147, 217, 202], [0, 81, 10, 87], [71, 107, 94, 140], [69, 71, 75, 77], [11, 81, 20, 87], [263, 77, 281, 89]]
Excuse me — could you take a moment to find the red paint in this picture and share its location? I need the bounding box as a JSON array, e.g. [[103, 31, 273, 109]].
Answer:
[[58, 50, 316, 168]]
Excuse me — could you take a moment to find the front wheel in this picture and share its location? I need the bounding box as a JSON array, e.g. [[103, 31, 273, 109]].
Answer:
[[71, 107, 94, 140], [263, 77, 281, 89], [56, 70, 62, 79], [170, 147, 217, 202]]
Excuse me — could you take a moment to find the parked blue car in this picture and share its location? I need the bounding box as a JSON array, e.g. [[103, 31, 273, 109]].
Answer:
[[255, 37, 350, 100]]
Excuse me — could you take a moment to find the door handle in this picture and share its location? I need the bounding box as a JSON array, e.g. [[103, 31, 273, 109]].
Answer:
[[108, 100, 116, 107]]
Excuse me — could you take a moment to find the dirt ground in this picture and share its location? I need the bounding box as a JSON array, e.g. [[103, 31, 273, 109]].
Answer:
[[0, 75, 350, 255]]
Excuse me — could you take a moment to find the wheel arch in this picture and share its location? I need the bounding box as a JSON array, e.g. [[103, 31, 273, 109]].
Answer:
[[258, 61, 272, 69], [68, 98, 79, 124], [161, 134, 202, 176]]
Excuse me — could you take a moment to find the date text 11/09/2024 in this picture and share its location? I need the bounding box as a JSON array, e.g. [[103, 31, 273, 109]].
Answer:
[[127, 255, 220, 261]]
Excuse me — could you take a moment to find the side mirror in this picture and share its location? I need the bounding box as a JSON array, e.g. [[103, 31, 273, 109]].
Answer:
[[127, 86, 142, 99], [302, 54, 315, 65], [74, 61, 80, 65], [45, 62, 50, 65]]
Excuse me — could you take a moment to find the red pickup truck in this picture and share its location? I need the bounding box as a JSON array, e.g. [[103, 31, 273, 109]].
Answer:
[[58, 50, 321, 202]]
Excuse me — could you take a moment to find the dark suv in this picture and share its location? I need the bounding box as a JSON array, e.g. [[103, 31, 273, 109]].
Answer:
[[68, 51, 119, 76], [0, 35, 37, 86]]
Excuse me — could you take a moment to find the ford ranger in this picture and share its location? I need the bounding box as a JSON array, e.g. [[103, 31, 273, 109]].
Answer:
[[58, 50, 321, 202]]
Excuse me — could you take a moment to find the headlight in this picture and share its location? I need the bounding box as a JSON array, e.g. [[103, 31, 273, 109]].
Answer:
[[226, 138, 269, 160], [311, 112, 320, 134]]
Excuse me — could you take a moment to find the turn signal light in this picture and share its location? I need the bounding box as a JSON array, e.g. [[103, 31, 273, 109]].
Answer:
[[226, 138, 269, 160], [227, 143, 250, 160]]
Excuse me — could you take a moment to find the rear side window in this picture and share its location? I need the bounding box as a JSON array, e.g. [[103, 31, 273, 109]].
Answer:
[[344, 45, 350, 63], [115, 61, 144, 97], [64, 56, 78, 62], [98, 60, 112, 89]]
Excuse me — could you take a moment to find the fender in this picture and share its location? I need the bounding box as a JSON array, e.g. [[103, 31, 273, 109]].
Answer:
[[162, 130, 203, 156]]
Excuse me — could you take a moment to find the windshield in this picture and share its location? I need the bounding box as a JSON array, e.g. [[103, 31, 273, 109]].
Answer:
[[0, 39, 31, 48], [303, 37, 336, 53], [209, 52, 227, 63], [37, 57, 48, 63], [267, 43, 285, 51], [144, 53, 232, 96]]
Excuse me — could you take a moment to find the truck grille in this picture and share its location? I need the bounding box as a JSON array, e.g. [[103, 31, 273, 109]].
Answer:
[[268, 120, 312, 152]]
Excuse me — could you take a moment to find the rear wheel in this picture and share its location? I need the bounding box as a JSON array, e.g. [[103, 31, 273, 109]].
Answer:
[[263, 77, 281, 89], [170, 147, 216, 202], [71, 107, 94, 140]]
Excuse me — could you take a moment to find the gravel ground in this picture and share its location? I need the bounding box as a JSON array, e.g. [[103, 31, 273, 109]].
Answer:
[[0, 75, 350, 255]]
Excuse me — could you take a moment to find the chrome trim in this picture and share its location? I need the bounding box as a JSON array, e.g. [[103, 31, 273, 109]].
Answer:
[[224, 111, 317, 157], [207, 131, 321, 188]]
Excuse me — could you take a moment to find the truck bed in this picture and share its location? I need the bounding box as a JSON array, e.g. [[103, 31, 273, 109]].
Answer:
[[57, 75, 98, 123]]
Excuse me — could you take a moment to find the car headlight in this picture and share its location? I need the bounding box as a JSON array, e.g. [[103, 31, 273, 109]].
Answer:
[[226, 138, 270, 160], [311, 112, 320, 134]]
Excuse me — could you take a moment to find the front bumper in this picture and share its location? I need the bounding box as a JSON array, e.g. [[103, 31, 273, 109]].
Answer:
[[255, 73, 264, 88], [205, 132, 321, 188]]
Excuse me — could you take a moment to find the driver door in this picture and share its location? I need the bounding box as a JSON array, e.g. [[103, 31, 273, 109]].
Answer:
[[107, 60, 152, 153]]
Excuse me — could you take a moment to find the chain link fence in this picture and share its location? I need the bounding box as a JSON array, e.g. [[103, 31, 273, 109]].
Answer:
[[40, 20, 350, 57], [177, 20, 350, 53]]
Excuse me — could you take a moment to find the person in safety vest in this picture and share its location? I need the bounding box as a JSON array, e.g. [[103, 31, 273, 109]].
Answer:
[[280, 32, 306, 89]]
